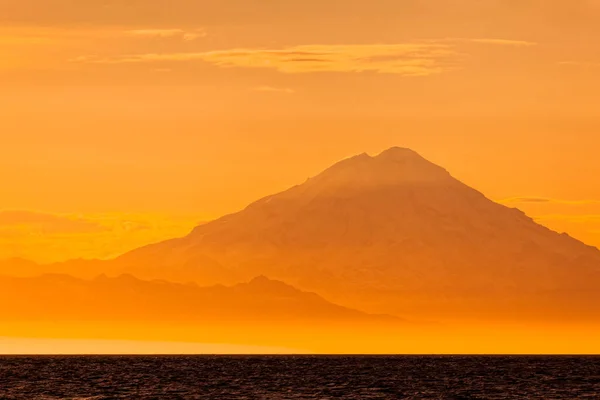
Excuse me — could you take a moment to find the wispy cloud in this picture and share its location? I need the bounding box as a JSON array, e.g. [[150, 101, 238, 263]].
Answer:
[[444, 38, 537, 47], [127, 29, 184, 38], [126, 28, 207, 41], [534, 214, 600, 223], [200, 44, 460, 75], [499, 197, 600, 206], [70, 39, 537, 76], [182, 32, 208, 41], [72, 43, 459, 76], [253, 86, 295, 94], [500, 197, 554, 204]]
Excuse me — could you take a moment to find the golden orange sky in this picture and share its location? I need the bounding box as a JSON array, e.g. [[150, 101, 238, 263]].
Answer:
[[2, 0, 600, 262]]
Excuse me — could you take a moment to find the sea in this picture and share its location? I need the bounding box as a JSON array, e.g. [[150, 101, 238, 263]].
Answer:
[[0, 356, 599, 399]]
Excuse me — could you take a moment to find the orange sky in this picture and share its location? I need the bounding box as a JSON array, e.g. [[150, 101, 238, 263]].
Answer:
[[2, 0, 600, 262]]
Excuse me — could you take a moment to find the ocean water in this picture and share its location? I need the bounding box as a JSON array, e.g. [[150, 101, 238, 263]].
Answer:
[[0, 356, 599, 399]]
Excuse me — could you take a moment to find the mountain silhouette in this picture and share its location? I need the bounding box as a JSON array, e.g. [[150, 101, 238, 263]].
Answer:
[[0, 273, 393, 324], [4, 147, 600, 321]]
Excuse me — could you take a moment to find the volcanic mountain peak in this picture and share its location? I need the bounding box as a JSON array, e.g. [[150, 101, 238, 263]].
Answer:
[[307, 147, 451, 190], [377, 146, 423, 160]]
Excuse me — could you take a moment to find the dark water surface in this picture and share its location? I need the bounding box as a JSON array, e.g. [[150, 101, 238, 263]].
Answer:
[[1, 356, 599, 399]]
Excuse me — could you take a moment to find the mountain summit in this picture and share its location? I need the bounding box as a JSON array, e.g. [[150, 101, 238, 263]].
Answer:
[[23, 147, 600, 321], [305, 147, 451, 189]]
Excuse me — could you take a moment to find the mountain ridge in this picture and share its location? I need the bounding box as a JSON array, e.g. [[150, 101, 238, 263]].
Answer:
[[0, 273, 397, 324]]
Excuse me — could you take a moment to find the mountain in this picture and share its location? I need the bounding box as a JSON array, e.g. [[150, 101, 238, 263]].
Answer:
[[5, 147, 600, 321], [112, 147, 600, 320], [0, 274, 392, 325]]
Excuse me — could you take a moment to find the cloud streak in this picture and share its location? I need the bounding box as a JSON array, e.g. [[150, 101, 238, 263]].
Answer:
[[445, 38, 537, 47], [72, 43, 460, 76], [70, 39, 537, 76], [253, 86, 295, 94], [126, 28, 207, 41], [534, 214, 600, 223], [199, 44, 459, 75], [499, 197, 600, 206]]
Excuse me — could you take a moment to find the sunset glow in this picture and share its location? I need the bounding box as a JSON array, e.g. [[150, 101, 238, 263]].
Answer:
[[2, 0, 600, 356]]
